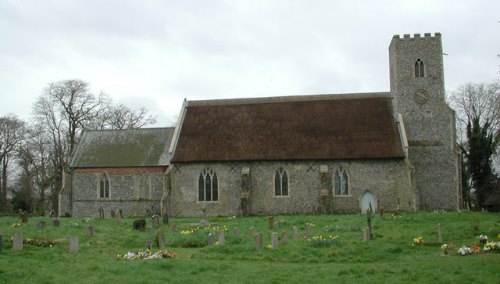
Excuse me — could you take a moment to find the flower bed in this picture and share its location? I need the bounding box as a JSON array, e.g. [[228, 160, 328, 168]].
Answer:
[[118, 250, 177, 260]]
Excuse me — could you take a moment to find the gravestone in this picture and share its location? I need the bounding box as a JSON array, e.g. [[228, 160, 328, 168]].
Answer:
[[170, 224, 177, 232], [86, 226, 94, 237], [69, 236, 79, 253], [271, 232, 278, 249], [19, 210, 28, 223], [119, 209, 123, 218], [268, 216, 274, 230], [145, 240, 152, 250], [133, 219, 146, 230], [292, 226, 299, 240], [36, 221, 46, 229], [200, 219, 209, 226], [306, 223, 312, 238], [362, 228, 370, 241], [233, 228, 240, 238], [249, 227, 257, 236], [12, 232, 23, 251], [162, 213, 169, 225], [366, 204, 373, 239], [110, 209, 116, 218], [99, 207, 105, 219], [255, 232, 262, 249], [438, 223, 443, 243], [150, 227, 155, 237], [115, 213, 121, 224], [281, 231, 288, 243], [53, 219, 60, 227], [157, 228, 165, 249], [207, 232, 216, 246], [218, 231, 225, 246], [0, 233, 3, 253], [152, 215, 159, 228]]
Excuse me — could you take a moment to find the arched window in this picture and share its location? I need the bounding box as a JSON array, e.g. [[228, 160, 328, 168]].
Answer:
[[99, 173, 110, 198], [334, 167, 349, 195], [199, 169, 218, 201], [274, 168, 288, 196], [414, 58, 425, 77]]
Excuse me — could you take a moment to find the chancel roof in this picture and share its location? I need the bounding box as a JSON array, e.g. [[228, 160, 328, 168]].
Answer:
[[171, 93, 405, 162], [71, 127, 174, 168]]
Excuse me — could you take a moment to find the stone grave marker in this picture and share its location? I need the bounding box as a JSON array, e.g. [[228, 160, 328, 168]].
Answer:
[[69, 236, 79, 253], [118, 209, 123, 218], [233, 227, 240, 238], [0, 233, 3, 253], [362, 228, 370, 241], [438, 223, 443, 243], [249, 226, 257, 236], [292, 226, 299, 240], [200, 219, 209, 226], [19, 210, 28, 223], [162, 213, 169, 225], [268, 216, 274, 230], [36, 221, 46, 229], [281, 231, 288, 243], [53, 219, 60, 227], [99, 207, 105, 219], [145, 240, 153, 250], [218, 231, 225, 246], [207, 232, 216, 246], [150, 227, 155, 237], [306, 223, 312, 238], [152, 215, 159, 228], [115, 213, 121, 224], [157, 228, 165, 249], [170, 224, 177, 232], [110, 209, 116, 218], [12, 232, 23, 251], [271, 232, 278, 249], [86, 226, 94, 237], [255, 232, 262, 249]]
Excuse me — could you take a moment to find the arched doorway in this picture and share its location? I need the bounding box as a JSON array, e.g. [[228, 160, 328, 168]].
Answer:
[[360, 191, 377, 213]]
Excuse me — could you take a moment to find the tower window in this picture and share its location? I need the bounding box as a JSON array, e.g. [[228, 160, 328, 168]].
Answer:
[[415, 58, 425, 77]]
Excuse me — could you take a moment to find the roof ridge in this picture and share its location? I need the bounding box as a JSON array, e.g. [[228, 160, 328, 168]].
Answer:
[[83, 127, 174, 133]]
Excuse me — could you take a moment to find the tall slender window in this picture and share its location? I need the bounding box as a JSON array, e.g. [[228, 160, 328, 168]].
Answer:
[[99, 173, 110, 198], [274, 168, 288, 196], [199, 169, 218, 201], [415, 58, 425, 77], [334, 167, 349, 195]]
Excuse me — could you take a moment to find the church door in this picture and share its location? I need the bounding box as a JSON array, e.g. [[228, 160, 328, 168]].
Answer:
[[361, 192, 377, 213]]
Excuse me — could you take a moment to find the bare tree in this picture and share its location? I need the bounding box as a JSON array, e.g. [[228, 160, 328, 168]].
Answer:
[[87, 103, 156, 130], [0, 115, 26, 212], [449, 81, 500, 209]]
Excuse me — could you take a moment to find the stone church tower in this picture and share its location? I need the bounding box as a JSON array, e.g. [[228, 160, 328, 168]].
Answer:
[[389, 33, 461, 210]]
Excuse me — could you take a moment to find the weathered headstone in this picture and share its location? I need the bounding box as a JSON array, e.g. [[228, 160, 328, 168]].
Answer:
[[281, 231, 288, 243], [133, 219, 146, 230], [438, 223, 443, 243], [157, 228, 165, 249], [271, 232, 278, 249], [306, 223, 312, 238], [162, 213, 169, 225], [249, 226, 257, 236], [255, 232, 262, 249], [150, 227, 155, 237], [145, 240, 152, 250], [268, 216, 274, 230], [207, 232, 216, 246], [53, 219, 60, 227], [152, 215, 159, 228], [86, 225, 94, 237], [366, 206, 373, 240], [115, 213, 121, 224], [170, 224, 177, 232], [233, 227, 240, 238], [362, 227, 370, 241], [119, 209, 123, 218], [0, 233, 3, 253], [19, 210, 28, 223], [69, 236, 79, 253], [292, 226, 299, 240], [36, 221, 46, 229], [12, 232, 23, 251], [99, 207, 105, 219], [110, 209, 116, 218], [200, 219, 209, 227], [218, 231, 225, 246]]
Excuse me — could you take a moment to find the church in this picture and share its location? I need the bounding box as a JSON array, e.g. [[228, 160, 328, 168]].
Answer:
[[59, 33, 462, 218]]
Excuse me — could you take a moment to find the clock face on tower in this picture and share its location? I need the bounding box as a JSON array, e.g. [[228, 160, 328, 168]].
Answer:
[[414, 89, 429, 104]]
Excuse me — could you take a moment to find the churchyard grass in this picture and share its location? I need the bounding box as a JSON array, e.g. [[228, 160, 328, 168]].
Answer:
[[0, 211, 499, 283]]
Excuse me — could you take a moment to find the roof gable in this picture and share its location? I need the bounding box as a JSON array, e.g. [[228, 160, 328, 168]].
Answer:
[[71, 127, 174, 168], [171, 93, 405, 162]]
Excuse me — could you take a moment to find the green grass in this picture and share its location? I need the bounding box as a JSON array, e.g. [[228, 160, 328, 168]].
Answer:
[[0, 211, 499, 283]]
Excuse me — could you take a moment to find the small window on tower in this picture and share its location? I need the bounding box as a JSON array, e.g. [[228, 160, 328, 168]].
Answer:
[[415, 58, 425, 77]]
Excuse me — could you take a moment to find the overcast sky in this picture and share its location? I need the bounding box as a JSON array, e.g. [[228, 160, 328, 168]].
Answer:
[[1, 0, 499, 126]]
